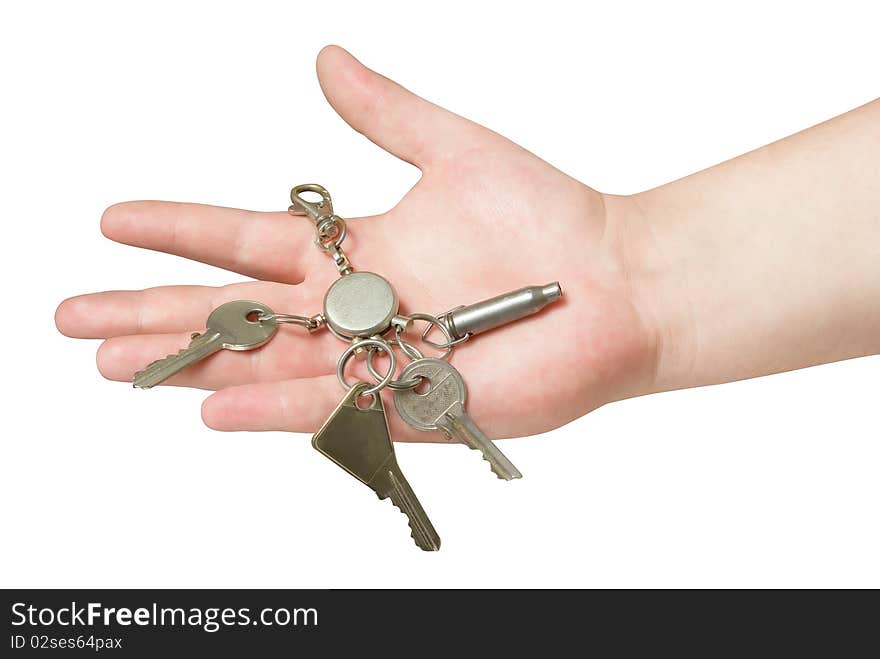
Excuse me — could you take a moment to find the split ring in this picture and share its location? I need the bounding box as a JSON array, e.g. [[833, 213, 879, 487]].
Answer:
[[336, 338, 395, 396], [366, 338, 425, 390], [403, 313, 455, 361]]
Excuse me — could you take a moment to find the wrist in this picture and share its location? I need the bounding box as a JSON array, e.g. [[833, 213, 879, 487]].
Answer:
[[616, 179, 880, 397], [604, 99, 880, 401], [602, 191, 698, 396]]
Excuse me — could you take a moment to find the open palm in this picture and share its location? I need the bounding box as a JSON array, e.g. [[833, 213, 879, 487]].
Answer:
[[55, 46, 657, 441]]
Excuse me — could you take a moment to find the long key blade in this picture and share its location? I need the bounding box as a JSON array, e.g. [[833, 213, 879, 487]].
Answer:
[[133, 331, 223, 388], [312, 382, 441, 551], [437, 403, 523, 481], [369, 459, 441, 551]]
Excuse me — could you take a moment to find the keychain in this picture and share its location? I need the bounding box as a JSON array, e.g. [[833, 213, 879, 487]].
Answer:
[[132, 184, 563, 550]]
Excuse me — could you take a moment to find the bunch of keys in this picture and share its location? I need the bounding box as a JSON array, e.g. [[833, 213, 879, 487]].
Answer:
[[131, 184, 563, 551]]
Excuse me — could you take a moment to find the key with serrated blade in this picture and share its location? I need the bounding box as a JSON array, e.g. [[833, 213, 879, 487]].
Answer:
[[133, 300, 278, 389], [394, 358, 522, 481], [312, 382, 441, 551]]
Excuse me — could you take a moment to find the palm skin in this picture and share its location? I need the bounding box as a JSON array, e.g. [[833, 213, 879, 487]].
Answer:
[[55, 46, 658, 441]]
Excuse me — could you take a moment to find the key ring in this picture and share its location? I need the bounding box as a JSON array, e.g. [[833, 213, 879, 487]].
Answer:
[[420, 307, 471, 349], [400, 313, 455, 361], [315, 214, 347, 251], [336, 338, 396, 396], [366, 337, 425, 390], [395, 326, 425, 361]]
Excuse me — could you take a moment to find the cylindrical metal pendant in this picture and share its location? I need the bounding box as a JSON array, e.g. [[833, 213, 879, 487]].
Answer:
[[444, 282, 562, 340]]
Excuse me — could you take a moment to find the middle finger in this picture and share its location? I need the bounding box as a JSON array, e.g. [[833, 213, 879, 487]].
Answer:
[[56, 281, 318, 339]]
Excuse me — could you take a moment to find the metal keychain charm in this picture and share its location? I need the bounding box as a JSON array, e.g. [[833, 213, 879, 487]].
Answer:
[[424, 283, 563, 348], [323, 271, 400, 339]]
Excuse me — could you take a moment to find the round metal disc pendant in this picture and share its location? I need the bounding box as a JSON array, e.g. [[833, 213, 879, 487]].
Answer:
[[323, 272, 399, 338]]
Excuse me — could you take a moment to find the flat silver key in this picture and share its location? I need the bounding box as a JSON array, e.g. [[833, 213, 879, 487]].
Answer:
[[313, 382, 441, 551], [133, 300, 278, 389], [393, 358, 522, 481]]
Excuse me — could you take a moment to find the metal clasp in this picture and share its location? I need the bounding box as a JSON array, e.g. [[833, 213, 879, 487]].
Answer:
[[289, 183, 334, 223], [289, 182, 355, 275]]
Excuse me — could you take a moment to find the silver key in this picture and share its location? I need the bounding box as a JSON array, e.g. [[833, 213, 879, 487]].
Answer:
[[313, 382, 441, 551], [393, 358, 522, 481], [133, 300, 278, 389]]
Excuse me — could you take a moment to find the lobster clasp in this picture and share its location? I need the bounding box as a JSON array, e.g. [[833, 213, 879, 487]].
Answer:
[[289, 183, 334, 223]]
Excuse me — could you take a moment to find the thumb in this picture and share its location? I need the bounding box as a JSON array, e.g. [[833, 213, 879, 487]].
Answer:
[[316, 45, 480, 169]]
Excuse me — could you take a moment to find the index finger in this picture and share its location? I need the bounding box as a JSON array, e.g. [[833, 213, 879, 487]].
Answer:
[[100, 201, 315, 283]]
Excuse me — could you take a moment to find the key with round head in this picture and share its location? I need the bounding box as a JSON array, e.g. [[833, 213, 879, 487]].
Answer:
[[312, 382, 441, 551], [133, 300, 278, 389], [393, 359, 522, 481]]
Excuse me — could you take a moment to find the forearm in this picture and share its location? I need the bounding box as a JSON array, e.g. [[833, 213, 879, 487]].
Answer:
[[622, 98, 880, 393]]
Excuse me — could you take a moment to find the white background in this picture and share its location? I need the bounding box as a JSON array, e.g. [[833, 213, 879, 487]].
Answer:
[[1, 1, 878, 588]]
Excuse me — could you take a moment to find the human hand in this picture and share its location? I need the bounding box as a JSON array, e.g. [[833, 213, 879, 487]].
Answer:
[[54, 46, 658, 441]]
